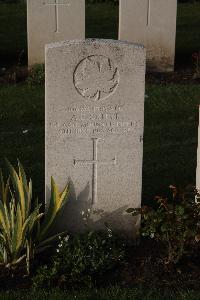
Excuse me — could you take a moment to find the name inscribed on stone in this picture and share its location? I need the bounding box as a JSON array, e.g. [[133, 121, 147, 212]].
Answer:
[[50, 105, 142, 137]]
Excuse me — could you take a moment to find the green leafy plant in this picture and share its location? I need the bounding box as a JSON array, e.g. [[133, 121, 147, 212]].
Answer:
[[0, 165, 42, 272], [27, 64, 45, 86], [0, 160, 69, 274], [127, 185, 200, 265], [33, 229, 125, 288]]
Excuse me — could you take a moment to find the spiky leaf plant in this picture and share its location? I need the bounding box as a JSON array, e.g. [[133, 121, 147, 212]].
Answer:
[[0, 161, 69, 274]]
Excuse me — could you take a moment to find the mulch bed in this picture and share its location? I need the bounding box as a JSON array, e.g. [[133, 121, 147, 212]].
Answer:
[[0, 65, 28, 85], [116, 239, 200, 291], [147, 70, 200, 85]]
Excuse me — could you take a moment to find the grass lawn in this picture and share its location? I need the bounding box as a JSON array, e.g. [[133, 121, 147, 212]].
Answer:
[[0, 2, 200, 67], [175, 2, 200, 67], [0, 83, 199, 202], [143, 84, 199, 201], [1, 287, 200, 300], [0, 84, 44, 198], [86, 2, 118, 40], [0, 3, 27, 65]]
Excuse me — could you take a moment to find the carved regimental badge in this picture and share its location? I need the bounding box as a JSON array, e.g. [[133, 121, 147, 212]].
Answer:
[[73, 55, 120, 101]]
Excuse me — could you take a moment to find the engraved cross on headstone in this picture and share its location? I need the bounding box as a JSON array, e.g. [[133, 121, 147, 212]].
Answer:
[[147, 0, 151, 26], [74, 138, 117, 205], [43, 0, 70, 33]]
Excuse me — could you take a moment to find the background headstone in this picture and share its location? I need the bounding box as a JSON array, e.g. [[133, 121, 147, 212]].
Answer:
[[119, 0, 177, 72], [27, 0, 85, 65], [46, 39, 146, 237]]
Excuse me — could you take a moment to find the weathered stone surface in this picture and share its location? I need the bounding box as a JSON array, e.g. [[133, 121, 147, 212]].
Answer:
[[46, 39, 146, 237], [27, 0, 85, 65], [119, 0, 177, 72]]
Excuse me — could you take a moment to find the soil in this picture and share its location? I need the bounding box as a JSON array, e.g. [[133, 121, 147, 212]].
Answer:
[[146, 69, 200, 85], [0, 266, 32, 290], [116, 239, 200, 291], [0, 65, 28, 85]]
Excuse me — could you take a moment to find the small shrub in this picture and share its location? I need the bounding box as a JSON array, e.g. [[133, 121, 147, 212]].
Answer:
[[127, 185, 200, 265], [27, 64, 45, 86], [33, 229, 125, 288]]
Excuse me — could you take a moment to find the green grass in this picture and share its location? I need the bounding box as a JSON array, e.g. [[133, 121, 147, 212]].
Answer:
[[175, 2, 200, 67], [0, 287, 200, 300], [0, 83, 199, 202], [0, 84, 44, 199], [86, 3, 118, 39], [0, 2, 200, 66], [143, 84, 200, 201], [0, 3, 27, 65]]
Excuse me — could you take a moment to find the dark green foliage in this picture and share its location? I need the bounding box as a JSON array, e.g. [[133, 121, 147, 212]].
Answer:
[[0, 0, 25, 3], [86, 2, 118, 39], [27, 64, 45, 86], [179, 0, 200, 2], [1, 287, 200, 300], [127, 186, 200, 264], [175, 2, 200, 66], [0, 84, 44, 199], [192, 52, 200, 79], [0, 2, 27, 65], [143, 84, 200, 203], [33, 230, 125, 288]]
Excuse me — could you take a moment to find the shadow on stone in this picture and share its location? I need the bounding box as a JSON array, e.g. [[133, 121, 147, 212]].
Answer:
[[50, 178, 140, 239]]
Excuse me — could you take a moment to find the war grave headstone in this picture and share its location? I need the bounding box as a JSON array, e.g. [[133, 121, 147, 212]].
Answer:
[[45, 39, 146, 237], [119, 0, 177, 72], [27, 0, 85, 65]]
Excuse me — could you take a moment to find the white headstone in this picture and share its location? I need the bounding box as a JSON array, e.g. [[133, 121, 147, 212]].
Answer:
[[46, 39, 146, 237], [27, 0, 85, 65], [119, 0, 177, 72]]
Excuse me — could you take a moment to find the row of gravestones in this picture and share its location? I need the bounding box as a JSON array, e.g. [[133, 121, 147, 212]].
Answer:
[[27, 0, 199, 237], [27, 0, 177, 72]]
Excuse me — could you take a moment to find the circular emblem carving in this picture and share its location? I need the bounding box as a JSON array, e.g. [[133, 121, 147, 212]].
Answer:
[[73, 55, 120, 101]]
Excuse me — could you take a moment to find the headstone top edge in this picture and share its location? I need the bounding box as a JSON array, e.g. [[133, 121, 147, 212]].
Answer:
[[45, 38, 145, 51]]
